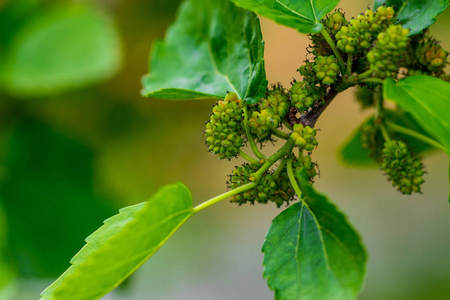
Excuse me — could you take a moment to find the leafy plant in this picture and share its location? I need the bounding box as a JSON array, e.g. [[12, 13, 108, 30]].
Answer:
[[41, 0, 450, 299]]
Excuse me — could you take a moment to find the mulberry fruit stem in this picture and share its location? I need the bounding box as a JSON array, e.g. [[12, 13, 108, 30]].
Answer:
[[286, 156, 302, 198], [386, 121, 448, 154], [271, 128, 290, 140], [359, 78, 384, 84], [375, 85, 384, 120], [239, 149, 260, 164], [251, 139, 295, 183], [346, 54, 353, 76], [356, 70, 374, 81], [282, 119, 293, 130], [272, 157, 287, 178], [243, 105, 266, 160], [193, 182, 257, 213], [380, 123, 391, 142], [320, 27, 345, 72]]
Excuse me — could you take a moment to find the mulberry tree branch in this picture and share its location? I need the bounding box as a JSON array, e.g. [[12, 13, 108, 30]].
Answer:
[[287, 86, 339, 128]]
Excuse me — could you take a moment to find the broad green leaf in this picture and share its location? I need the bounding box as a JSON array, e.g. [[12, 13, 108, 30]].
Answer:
[[262, 169, 367, 300], [0, 119, 117, 277], [339, 109, 437, 167], [141, 0, 267, 103], [41, 182, 194, 300], [384, 76, 450, 154], [229, 0, 339, 33], [374, 0, 449, 35], [0, 2, 122, 97]]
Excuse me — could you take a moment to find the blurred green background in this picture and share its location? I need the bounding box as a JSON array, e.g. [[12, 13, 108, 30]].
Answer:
[[0, 0, 449, 299]]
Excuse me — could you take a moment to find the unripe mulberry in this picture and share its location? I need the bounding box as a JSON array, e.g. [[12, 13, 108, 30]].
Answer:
[[291, 155, 319, 182], [298, 61, 317, 84], [336, 6, 396, 54], [289, 80, 323, 112], [310, 10, 348, 56], [248, 107, 281, 141], [228, 163, 295, 207], [360, 122, 384, 160], [313, 55, 340, 85], [367, 24, 410, 78], [416, 39, 448, 73], [204, 92, 244, 159], [381, 140, 425, 194], [291, 124, 318, 151], [260, 85, 290, 119]]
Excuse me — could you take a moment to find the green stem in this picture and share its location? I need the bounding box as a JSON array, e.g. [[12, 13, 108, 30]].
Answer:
[[193, 182, 257, 213], [194, 139, 296, 214], [243, 106, 266, 160], [271, 128, 290, 140], [283, 119, 293, 131], [239, 149, 260, 164], [386, 121, 448, 154], [273, 158, 287, 177], [346, 54, 353, 76], [251, 139, 295, 182], [375, 85, 384, 120], [380, 123, 391, 142], [359, 78, 384, 84], [286, 157, 302, 197], [356, 70, 373, 80], [321, 28, 345, 73]]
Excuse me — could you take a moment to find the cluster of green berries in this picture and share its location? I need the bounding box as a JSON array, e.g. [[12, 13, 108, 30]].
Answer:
[[248, 86, 289, 141], [336, 6, 395, 54], [313, 55, 340, 85], [381, 141, 425, 194], [290, 124, 318, 151], [205, 5, 447, 206], [292, 155, 319, 182], [228, 163, 295, 207], [310, 10, 348, 56], [204, 92, 244, 159], [360, 122, 385, 160], [289, 80, 322, 112], [410, 38, 449, 74], [367, 25, 410, 78]]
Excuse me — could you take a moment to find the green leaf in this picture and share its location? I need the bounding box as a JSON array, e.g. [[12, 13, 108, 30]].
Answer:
[[0, 119, 117, 278], [374, 0, 449, 35], [384, 76, 450, 154], [229, 0, 339, 33], [339, 109, 438, 167], [41, 182, 194, 300], [262, 169, 367, 300], [141, 0, 267, 103], [0, 2, 122, 97]]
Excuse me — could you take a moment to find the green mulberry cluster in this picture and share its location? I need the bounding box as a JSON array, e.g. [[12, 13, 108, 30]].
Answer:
[[416, 38, 448, 73], [381, 140, 425, 194], [248, 86, 288, 141], [291, 155, 319, 182], [289, 80, 323, 112], [228, 163, 295, 207], [367, 24, 410, 78], [336, 6, 395, 54], [204, 92, 244, 159], [360, 122, 384, 160], [248, 107, 281, 141], [310, 10, 348, 56], [313, 55, 340, 85], [290, 124, 318, 151], [260, 85, 290, 119]]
